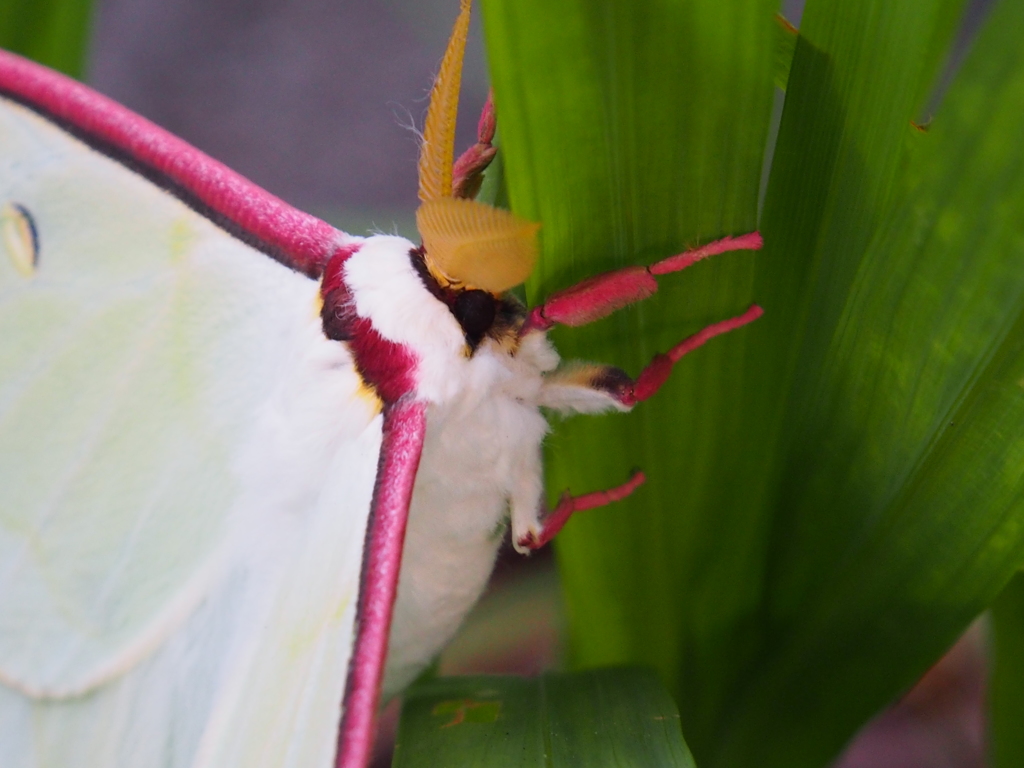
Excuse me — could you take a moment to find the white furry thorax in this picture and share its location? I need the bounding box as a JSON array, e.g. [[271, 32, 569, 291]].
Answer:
[[340, 233, 624, 696]]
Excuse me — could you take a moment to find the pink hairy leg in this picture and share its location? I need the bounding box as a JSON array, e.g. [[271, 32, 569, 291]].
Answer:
[[517, 471, 647, 550], [514, 304, 760, 549], [513, 237, 763, 548], [620, 304, 763, 407], [523, 232, 763, 333], [514, 305, 760, 549], [452, 90, 497, 199]]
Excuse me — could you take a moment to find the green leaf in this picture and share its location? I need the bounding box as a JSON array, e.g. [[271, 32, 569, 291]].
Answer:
[[477, 132, 509, 210], [772, 14, 797, 91], [482, 4, 775, 744], [715, 0, 1024, 762], [989, 572, 1024, 768], [483, 0, 1024, 765], [0, 0, 94, 78], [392, 668, 695, 768]]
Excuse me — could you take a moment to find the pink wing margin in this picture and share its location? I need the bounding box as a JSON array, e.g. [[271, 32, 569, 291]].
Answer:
[[0, 48, 352, 277], [0, 50, 426, 768], [337, 398, 427, 768]]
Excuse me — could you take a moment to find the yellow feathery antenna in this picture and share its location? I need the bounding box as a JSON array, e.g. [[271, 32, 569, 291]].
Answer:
[[417, 197, 540, 291], [418, 0, 471, 203], [416, 0, 539, 294]]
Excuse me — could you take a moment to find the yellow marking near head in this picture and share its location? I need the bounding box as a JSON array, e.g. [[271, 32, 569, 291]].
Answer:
[[355, 376, 383, 417], [415, 0, 539, 293], [2, 202, 39, 277]]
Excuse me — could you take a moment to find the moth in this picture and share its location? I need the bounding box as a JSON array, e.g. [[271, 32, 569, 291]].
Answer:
[[0, 0, 762, 766]]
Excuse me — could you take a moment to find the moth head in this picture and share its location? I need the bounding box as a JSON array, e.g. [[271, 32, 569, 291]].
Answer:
[[334, 235, 525, 405], [415, 0, 539, 295], [407, 244, 525, 353]]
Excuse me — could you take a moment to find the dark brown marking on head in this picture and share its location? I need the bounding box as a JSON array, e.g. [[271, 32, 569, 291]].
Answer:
[[453, 289, 496, 347], [409, 247, 521, 354], [409, 246, 449, 304], [321, 247, 418, 404], [488, 295, 526, 354]]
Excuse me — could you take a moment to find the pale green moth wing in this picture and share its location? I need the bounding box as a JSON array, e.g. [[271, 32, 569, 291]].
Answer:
[[0, 52, 387, 767]]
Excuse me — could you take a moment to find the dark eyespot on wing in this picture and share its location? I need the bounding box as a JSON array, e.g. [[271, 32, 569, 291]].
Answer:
[[2, 202, 39, 277], [453, 289, 496, 348]]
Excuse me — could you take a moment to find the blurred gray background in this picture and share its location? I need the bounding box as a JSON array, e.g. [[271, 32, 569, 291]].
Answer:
[[88, 0, 490, 235]]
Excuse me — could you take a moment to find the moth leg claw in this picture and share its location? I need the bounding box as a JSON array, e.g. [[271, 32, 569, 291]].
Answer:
[[516, 470, 646, 551]]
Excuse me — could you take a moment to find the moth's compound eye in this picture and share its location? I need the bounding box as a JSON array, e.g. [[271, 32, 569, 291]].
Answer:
[[453, 289, 496, 346]]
